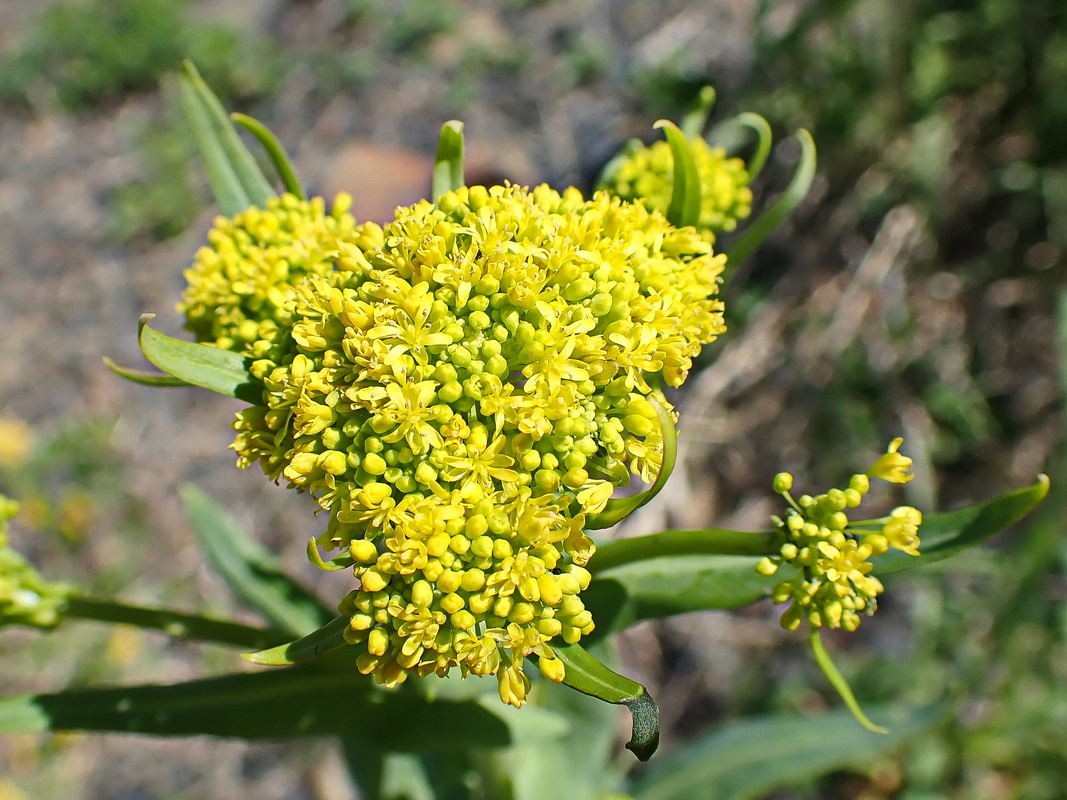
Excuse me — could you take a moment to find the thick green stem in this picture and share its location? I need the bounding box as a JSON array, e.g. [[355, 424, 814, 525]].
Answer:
[[588, 528, 783, 574], [62, 595, 288, 651]]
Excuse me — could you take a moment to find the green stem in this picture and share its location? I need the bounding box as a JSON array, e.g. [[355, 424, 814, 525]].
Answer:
[[588, 528, 782, 574], [62, 595, 288, 651]]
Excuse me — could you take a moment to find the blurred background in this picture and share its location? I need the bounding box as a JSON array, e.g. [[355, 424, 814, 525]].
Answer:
[[0, 0, 1064, 798]]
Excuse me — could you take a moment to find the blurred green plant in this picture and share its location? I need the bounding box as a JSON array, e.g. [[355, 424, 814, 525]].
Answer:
[[108, 105, 202, 242], [0, 0, 285, 110]]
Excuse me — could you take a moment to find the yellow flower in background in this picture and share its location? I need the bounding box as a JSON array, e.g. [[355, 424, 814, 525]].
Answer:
[[193, 183, 727, 703], [600, 136, 753, 235], [0, 416, 34, 470]]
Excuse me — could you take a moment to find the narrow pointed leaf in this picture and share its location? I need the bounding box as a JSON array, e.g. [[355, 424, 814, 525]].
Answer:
[[307, 538, 353, 571], [582, 555, 789, 641], [103, 356, 192, 387], [587, 392, 679, 529], [243, 615, 350, 666], [630, 705, 941, 800], [680, 85, 716, 139], [0, 669, 512, 749], [588, 528, 780, 572], [138, 315, 260, 403], [179, 61, 274, 215], [433, 120, 465, 201], [653, 120, 702, 229], [181, 485, 333, 637], [231, 112, 306, 200], [553, 641, 659, 761], [874, 475, 1049, 574], [734, 111, 773, 181], [726, 128, 816, 265], [809, 629, 887, 734]]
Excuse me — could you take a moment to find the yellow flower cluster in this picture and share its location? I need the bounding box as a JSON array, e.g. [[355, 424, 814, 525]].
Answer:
[[179, 193, 360, 357], [757, 441, 922, 632], [212, 184, 726, 705], [601, 137, 753, 234], [0, 496, 72, 628]]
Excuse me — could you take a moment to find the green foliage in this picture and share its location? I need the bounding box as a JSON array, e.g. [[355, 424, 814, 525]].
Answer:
[[108, 113, 202, 242], [0, 0, 283, 110], [631, 705, 941, 800]]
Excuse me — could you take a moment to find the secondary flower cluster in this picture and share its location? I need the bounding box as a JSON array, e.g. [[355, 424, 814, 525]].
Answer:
[[183, 184, 726, 705], [0, 496, 72, 629], [756, 439, 922, 632], [180, 192, 360, 357], [600, 136, 754, 234]]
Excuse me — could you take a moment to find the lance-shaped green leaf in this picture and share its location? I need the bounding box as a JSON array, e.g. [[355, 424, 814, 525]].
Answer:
[[874, 475, 1049, 574], [654, 120, 702, 229], [679, 85, 717, 140], [178, 61, 274, 215], [582, 554, 789, 641], [734, 111, 773, 181], [587, 392, 678, 530], [231, 112, 306, 200], [0, 668, 512, 750], [630, 704, 941, 800], [588, 528, 781, 573], [726, 128, 816, 265], [102, 356, 191, 388], [808, 629, 886, 734], [181, 485, 333, 637], [138, 315, 260, 403], [433, 120, 465, 201], [553, 641, 659, 761], [243, 614, 350, 666]]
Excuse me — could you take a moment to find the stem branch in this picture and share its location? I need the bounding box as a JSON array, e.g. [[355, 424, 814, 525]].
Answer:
[[63, 595, 288, 651]]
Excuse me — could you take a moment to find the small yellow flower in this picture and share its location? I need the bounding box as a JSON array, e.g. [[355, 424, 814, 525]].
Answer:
[[867, 437, 914, 484], [881, 506, 922, 556]]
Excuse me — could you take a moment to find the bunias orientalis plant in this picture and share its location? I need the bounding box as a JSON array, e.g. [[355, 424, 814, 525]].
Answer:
[[182, 180, 725, 705], [0, 64, 1049, 798]]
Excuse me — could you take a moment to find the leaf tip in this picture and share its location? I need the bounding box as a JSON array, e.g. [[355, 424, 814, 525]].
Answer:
[[241, 645, 291, 666], [623, 692, 661, 761]]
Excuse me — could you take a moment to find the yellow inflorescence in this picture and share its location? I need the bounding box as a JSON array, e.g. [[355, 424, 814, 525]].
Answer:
[[179, 193, 361, 357], [601, 137, 753, 235], [757, 441, 922, 632], [195, 184, 727, 706]]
